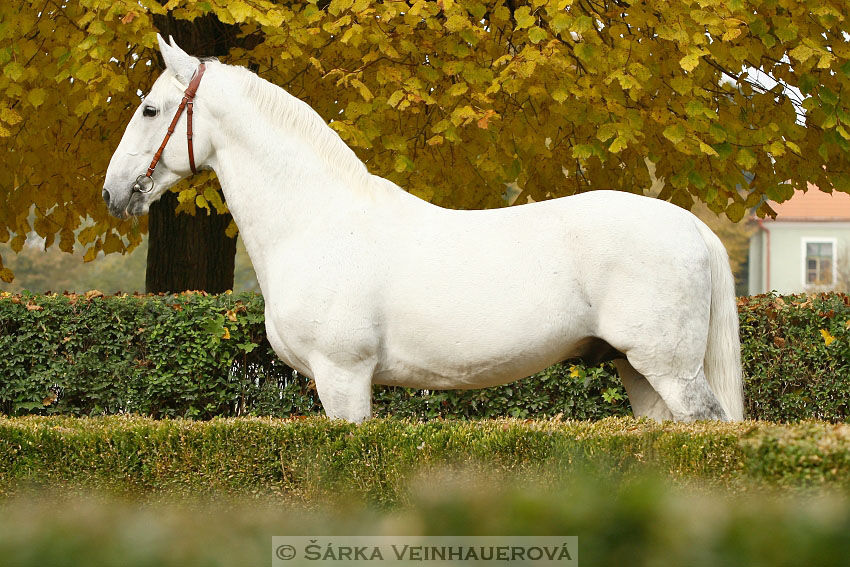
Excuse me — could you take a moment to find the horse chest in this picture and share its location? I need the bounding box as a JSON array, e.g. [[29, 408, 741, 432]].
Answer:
[[261, 256, 382, 376]]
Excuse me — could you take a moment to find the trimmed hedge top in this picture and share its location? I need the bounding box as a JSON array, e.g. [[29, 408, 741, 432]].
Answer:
[[2, 416, 850, 499], [1, 291, 849, 422]]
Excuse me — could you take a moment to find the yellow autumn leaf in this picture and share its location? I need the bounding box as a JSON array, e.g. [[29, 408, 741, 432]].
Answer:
[[789, 44, 815, 63], [27, 88, 47, 108], [820, 329, 836, 346], [177, 189, 196, 204], [679, 51, 704, 72], [102, 233, 123, 255], [83, 246, 98, 263], [698, 142, 720, 157], [0, 107, 22, 125], [609, 136, 628, 153]]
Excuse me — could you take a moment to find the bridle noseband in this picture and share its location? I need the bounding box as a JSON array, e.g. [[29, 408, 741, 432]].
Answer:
[[132, 63, 206, 194]]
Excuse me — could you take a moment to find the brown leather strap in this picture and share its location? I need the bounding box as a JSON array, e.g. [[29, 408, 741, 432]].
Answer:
[[142, 62, 206, 181], [184, 63, 205, 174], [187, 101, 196, 174]]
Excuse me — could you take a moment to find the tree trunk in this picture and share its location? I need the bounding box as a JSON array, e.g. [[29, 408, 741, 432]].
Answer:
[[146, 192, 236, 294], [146, 12, 251, 293]]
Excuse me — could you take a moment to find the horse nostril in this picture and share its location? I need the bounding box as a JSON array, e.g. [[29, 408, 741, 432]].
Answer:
[[102, 188, 111, 207]]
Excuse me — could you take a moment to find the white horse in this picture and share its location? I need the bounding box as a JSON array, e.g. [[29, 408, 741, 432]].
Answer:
[[103, 36, 744, 423]]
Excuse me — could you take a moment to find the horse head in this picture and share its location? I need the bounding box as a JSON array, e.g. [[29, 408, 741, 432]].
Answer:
[[102, 35, 213, 218]]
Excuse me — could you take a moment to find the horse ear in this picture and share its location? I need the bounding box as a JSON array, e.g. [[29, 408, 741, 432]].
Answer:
[[157, 33, 199, 84]]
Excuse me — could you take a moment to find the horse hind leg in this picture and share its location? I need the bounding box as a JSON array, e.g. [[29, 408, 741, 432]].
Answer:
[[602, 304, 727, 421], [614, 359, 674, 421], [625, 353, 727, 422]]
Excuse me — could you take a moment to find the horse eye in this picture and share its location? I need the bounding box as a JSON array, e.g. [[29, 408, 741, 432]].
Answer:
[[142, 106, 157, 117]]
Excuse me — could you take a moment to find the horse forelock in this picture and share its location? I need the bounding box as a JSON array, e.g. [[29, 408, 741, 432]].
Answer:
[[224, 63, 373, 190]]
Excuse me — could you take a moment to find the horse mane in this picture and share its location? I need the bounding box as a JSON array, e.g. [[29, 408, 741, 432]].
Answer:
[[227, 63, 373, 189]]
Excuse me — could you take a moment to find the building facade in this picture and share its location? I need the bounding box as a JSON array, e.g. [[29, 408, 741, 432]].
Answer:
[[748, 185, 850, 295]]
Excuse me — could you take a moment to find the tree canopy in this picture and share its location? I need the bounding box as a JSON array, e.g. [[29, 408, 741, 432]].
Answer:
[[2, 0, 849, 282]]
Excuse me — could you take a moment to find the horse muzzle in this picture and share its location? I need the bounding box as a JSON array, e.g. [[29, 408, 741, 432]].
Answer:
[[102, 186, 137, 219]]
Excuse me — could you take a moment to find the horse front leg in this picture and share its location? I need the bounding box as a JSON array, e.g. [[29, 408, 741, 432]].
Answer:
[[310, 354, 374, 423]]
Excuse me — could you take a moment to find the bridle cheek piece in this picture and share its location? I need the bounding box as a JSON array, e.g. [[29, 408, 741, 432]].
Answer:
[[133, 63, 206, 194]]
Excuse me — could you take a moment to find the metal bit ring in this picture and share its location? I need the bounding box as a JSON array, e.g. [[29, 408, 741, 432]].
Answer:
[[132, 174, 155, 194]]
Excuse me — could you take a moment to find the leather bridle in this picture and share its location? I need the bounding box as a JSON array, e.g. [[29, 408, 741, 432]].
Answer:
[[132, 63, 206, 193]]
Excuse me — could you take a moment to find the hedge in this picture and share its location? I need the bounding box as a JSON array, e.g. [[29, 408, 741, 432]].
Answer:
[[0, 291, 848, 421], [4, 417, 850, 566], [3, 416, 850, 500]]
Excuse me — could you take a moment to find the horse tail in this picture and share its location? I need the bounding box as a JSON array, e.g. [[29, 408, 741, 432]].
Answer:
[[695, 220, 745, 420]]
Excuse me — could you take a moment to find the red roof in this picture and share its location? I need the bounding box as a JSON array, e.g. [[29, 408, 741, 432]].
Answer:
[[768, 183, 850, 221]]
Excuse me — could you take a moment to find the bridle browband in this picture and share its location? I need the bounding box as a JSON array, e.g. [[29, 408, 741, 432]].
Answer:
[[132, 63, 206, 194]]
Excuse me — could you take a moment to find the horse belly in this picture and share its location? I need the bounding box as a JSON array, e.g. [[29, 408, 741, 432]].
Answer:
[[374, 275, 593, 389]]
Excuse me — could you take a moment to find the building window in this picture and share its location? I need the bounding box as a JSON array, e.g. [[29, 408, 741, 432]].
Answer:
[[805, 241, 834, 286]]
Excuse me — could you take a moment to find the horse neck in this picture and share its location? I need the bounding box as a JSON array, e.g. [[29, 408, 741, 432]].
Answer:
[[203, 66, 390, 275]]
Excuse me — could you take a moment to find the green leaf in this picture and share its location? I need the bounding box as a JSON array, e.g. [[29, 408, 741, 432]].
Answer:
[[819, 87, 838, 106], [688, 170, 706, 189], [799, 74, 818, 94], [237, 342, 258, 353], [550, 12, 571, 34], [528, 26, 547, 44], [712, 141, 732, 160], [685, 100, 712, 119], [574, 43, 596, 62], [505, 158, 522, 179], [551, 85, 569, 103], [596, 123, 618, 143], [663, 124, 687, 145], [765, 183, 786, 202], [774, 23, 798, 42], [75, 61, 99, 82], [3, 61, 24, 81], [394, 154, 415, 172], [572, 15, 594, 33], [572, 144, 594, 160], [708, 123, 727, 142], [736, 148, 757, 170]]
